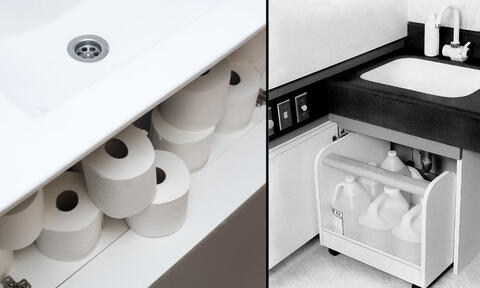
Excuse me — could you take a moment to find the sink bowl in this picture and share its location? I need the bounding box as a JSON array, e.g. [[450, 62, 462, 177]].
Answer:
[[360, 58, 480, 98], [0, 0, 221, 117]]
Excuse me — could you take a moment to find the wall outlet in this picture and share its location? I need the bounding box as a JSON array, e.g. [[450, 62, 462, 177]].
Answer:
[[294, 92, 309, 123]]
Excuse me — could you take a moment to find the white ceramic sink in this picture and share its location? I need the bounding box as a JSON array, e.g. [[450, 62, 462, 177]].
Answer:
[[360, 58, 480, 98], [0, 0, 222, 116]]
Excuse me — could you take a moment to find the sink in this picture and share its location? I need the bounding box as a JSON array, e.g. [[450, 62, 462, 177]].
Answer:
[[0, 0, 222, 117], [360, 58, 480, 98]]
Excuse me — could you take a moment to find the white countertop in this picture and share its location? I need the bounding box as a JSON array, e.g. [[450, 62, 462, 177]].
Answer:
[[0, 0, 265, 215]]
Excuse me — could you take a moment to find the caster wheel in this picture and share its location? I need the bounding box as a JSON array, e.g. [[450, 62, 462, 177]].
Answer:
[[412, 285, 421, 288], [328, 248, 340, 256]]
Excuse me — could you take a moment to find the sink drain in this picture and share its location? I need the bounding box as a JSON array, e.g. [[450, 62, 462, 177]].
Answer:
[[67, 35, 109, 63]]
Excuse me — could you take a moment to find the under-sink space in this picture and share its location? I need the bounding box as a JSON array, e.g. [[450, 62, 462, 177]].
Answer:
[[315, 132, 457, 288]]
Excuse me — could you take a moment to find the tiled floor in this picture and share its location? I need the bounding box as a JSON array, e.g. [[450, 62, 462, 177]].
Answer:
[[269, 237, 480, 288]]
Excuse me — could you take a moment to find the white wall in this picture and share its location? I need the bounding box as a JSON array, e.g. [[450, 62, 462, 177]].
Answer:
[[269, 0, 407, 89], [408, 0, 480, 31]]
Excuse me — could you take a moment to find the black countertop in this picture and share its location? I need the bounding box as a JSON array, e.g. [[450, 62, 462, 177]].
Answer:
[[325, 50, 480, 152]]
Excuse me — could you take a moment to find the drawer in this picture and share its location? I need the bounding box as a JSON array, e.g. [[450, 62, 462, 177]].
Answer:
[[314, 132, 457, 288]]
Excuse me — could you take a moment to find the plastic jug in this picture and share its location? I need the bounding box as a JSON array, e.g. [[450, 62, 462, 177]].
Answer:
[[392, 205, 422, 265], [358, 187, 409, 253], [359, 162, 383, 199], [331, 176, 371, 240], [380, 151, 412, 202]]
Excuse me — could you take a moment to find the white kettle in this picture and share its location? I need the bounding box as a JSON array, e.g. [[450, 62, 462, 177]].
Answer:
[[331, 175, 371, 240], [392, 205, 422, 265], [358, 187, 409, 253]]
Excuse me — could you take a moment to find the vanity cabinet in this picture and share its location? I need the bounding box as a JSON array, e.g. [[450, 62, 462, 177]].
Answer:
[[269, 120, 337, 268], [5, 109, 265, 287]]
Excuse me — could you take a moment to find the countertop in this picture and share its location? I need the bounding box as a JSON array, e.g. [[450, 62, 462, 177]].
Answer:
[[325, 50, 480, 153], [0, 0, 265, 215]]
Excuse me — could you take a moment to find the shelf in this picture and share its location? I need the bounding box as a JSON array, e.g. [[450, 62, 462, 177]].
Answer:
[[8, 107, 266, 288]]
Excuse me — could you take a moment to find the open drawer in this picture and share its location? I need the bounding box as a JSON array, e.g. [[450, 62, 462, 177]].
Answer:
[[314, 133, 457, 288]]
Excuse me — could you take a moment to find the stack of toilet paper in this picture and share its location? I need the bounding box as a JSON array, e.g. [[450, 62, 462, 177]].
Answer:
[[0, 124, 191, 267], [82, 125, 190, 238], [0, 190, 44, 277], [0, 171, 104, 263], [153, 29, 265, 165], [228, 29, 266, 91], [36, 171, 103, 261], [218, 29, 265, 133], [154, 59, 230, 171]]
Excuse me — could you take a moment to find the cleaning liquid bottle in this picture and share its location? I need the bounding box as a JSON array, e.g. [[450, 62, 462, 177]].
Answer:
[[425, 13, 440, 57], [380, 151, 412, 202], [392, 205, 422, 265], [331, 175, 371, 240], [358, 187, 409, 253]]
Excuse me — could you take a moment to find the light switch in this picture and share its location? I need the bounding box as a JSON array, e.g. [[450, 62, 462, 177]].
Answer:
[[277, 99, 293, 131], [295, 92, 309, 122]]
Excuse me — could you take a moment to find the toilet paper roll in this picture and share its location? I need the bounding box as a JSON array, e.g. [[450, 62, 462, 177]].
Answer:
[[150, 108, 214, 172], [0, 190, 44, 250], [159, 59, 230, 131], [228, 29, 266, 64], [82, 125, 156, 218], [0, 249, 13, 278], [36, 172, 102, 261], [126, 150, 190, 237], [216, 63, 261, 133]]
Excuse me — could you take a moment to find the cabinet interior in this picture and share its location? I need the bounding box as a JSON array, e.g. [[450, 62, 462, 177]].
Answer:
[[315, 132, 457, 288]]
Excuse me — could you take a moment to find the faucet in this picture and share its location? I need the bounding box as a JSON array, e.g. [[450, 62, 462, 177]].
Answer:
[[435, 5, 470, 62]]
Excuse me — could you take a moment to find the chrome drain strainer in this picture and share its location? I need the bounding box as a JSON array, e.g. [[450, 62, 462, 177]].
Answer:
[[67, 35, 109, 63]]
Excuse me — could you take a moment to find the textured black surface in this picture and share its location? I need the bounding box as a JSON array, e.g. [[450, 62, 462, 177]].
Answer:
[[268, 81, 329, 141], [325, 49, 480, 152]]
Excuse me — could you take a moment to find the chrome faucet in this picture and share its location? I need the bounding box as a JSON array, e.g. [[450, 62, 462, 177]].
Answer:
[[435, 5, 470, 62]]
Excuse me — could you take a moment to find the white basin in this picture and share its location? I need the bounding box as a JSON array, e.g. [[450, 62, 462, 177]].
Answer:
[[0, 0, 222, 116], [360, 58, 480, 98]]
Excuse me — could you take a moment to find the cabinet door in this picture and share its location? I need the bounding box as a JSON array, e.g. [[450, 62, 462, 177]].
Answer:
[[268, 121, 337, 269]]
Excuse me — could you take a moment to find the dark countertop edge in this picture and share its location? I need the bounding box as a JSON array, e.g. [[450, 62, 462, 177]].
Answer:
[[326, 51, 480, 122], [323, 46, 480, 152]]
